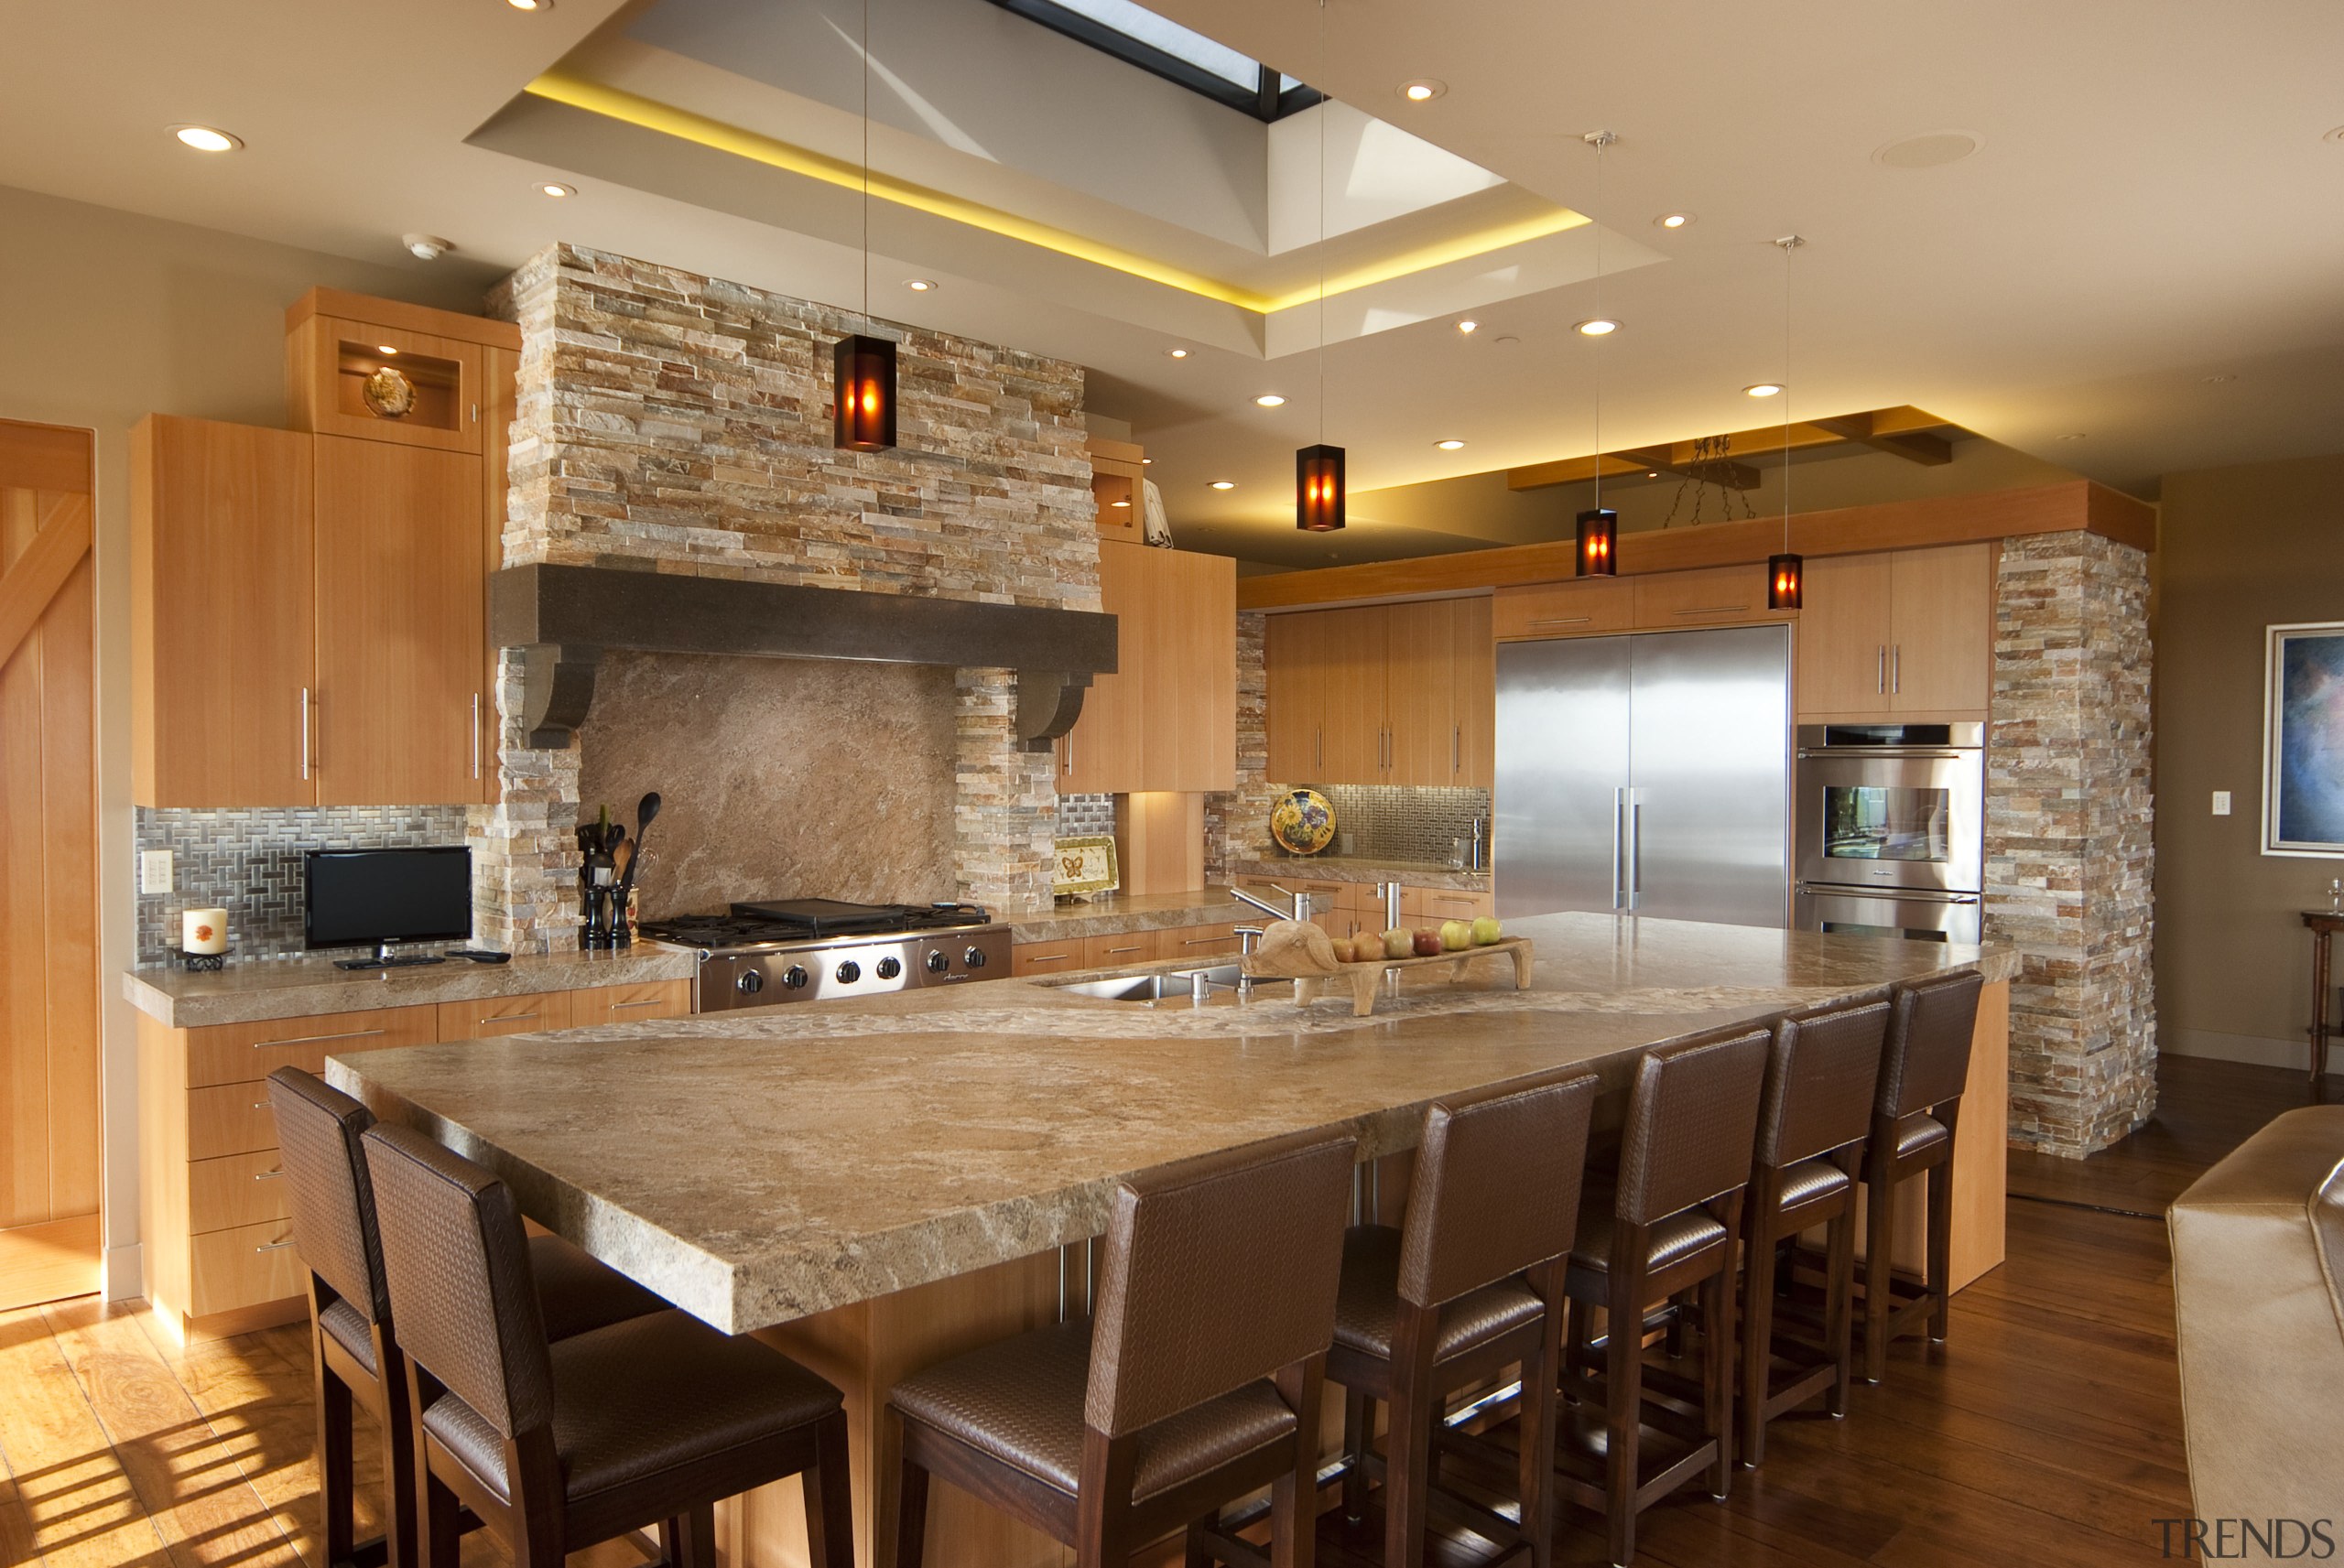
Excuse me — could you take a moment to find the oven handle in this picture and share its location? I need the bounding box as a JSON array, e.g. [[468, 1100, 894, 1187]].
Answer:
[[1796, 749, 1970, 762], [1801, 885, 1980, 905]]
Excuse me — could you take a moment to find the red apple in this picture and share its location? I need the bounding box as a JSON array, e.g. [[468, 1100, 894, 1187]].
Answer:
[[1412, 929, 1443, 957]]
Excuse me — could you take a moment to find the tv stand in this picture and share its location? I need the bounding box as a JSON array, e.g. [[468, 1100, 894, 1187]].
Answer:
[[332, 941, 451, 972]]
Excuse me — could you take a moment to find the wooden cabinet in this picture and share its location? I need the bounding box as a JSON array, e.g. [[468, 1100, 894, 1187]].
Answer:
[[569, 979, 692, 1025], [131, 417, 316, 807], [1451, 597, 1493, 789], [312, 437, 487, 805], [1084, 930, 1163, 968], [1160, 920, 1244, 958], [1493, 578, 1633, 641], [1088, 437, 1146, 545], [1262, 599, 1492, 787], [1058, 543, 1235, 793], [1400, 886, 1496, 925], [438, 990, 571, 1040], [1633, 564, 1796, 629], [1796, 544, 1992, 719], [286, 289, 494, 456], [1011, 938, 1087, 977]]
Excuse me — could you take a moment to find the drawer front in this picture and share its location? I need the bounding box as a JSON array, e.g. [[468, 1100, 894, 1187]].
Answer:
[[1012, 941, 1086, 977], [1401, 887, 1497, 924], [1495, 579, 1634, 640], [190, 1151, 292, 1236], [1083, 930, 1163, 968], [437, 990, 571, 1041], [190, 1083, 284, 1162], [190, 1217, 306, 1318], [1164, 922, 1243, 958], [187, 1004, 439, 1089], [569, 979, 691, 1024], [1633, 565, 1794, 628]]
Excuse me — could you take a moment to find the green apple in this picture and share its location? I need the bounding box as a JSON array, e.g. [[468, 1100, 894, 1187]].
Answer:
[[1382, 928, 1414, 959], [1470, 915, 1503, 946], [1439, 919, 1473, 952]]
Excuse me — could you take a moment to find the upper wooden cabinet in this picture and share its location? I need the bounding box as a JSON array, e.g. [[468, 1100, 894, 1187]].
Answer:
[[1262, 596, 1493, 788], [1796, 543, 1993, 719], [284, 288, 517, 457], [1088, 437, 1146, 545], [1058, 543, 1235, 793]]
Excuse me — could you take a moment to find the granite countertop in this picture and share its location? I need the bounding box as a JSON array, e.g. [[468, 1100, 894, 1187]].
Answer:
[[1226, 856, 1494, 892], [996, 889, 1253, 944], [125, 946, 697, 1029], [330, 912, 2017, 1335]]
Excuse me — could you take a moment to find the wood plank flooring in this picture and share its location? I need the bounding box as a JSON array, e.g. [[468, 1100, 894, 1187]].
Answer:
[[0, 1053, 2304, 1567]]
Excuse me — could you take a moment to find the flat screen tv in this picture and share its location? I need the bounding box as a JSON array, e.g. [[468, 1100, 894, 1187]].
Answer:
[[305, 847, 472, 953]]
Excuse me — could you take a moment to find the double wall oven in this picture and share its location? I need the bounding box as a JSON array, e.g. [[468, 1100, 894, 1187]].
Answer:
[[1793, 722, 1984, 946]]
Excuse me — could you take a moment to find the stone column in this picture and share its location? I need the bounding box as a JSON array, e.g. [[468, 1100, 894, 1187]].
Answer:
[[1986, 530, 2157, 1156]]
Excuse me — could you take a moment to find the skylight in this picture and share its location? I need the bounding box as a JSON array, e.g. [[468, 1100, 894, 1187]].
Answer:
[[990, 0, 1321, 121]]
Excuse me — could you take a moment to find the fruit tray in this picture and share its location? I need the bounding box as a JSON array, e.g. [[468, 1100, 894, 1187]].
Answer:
[[1249, 937, 1535, 1018]]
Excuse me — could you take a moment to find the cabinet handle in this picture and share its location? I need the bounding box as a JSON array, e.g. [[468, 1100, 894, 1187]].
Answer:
[[1527, 615, 1591, 627], [1877, 645, 1886, 695], [255, 1027, 385, 1049], [472, 694, 482, 780], [483, 1011, 538, 1024], [608, 998, 668, 1011], [1316, 726, 1323, 770], [255, 1238, 297, 1253], [1100, 944, 1145, 956], [254, 1168, 285, 1182], [1672, 604, 1749, 617], [1893, 645, 1902, 694], [1453, 724, 1461, 773], [1062, 731, 1073, 776], [298, 688, 311, 781], [1181, 935, 1231, 946]]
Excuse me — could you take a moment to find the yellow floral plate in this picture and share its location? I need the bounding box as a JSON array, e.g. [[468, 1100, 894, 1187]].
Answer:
[[1269, 788, 1336, 856]]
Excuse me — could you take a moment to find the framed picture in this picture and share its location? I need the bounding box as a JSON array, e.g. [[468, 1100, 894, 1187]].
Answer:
[[1052, 835, 1121, 898], [2263, 622, 2344, 857]]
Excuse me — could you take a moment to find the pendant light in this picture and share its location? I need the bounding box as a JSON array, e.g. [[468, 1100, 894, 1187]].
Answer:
[[1766, 234, 1805, 609], [834, 0, 896, 451], [1576, 130, 1617, 576], [1296, 0, 1344, 531]]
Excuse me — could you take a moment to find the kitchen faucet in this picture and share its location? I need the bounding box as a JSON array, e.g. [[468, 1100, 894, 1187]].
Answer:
[[1230, 883, 1314, 925]]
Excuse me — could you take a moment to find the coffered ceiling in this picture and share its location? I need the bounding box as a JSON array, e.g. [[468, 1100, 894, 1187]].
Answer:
[[4, 0, 2341, 568]]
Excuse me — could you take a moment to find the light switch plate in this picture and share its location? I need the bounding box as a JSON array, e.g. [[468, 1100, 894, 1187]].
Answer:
[[140, 849, 173, 893], [2211, 791, 2232, 817]]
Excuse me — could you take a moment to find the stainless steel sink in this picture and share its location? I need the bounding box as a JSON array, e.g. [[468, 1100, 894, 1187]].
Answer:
[[1048, 964, 1279, 1003]]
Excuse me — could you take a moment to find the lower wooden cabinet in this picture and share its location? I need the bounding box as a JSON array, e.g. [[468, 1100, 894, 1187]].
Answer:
[[568, 979, 692, 1024], [439, 991, 572, 1039], [1012, 922, 1243, 976]]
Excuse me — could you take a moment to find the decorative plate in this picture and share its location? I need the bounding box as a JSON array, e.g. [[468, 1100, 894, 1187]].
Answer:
[[362, 364, 417, 419], [1053, 835, 1121, 899], [1269, 788, 1337, 857]]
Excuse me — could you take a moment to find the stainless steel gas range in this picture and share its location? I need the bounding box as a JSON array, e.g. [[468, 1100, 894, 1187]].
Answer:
[[636, 898, 1014, 1012]]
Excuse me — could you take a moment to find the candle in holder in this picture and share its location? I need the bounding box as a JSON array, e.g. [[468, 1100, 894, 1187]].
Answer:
[[182, 908, 229, 955]]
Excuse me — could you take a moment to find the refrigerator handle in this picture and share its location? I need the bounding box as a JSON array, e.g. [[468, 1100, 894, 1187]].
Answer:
[[1627, 791, 1643, 908], [1611, 787, 1624, 911]]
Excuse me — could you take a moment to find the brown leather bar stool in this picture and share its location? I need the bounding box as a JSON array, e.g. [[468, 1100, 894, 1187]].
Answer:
[[1736, 998, 1889, 1468], [1329, 1071, 1599, 1568], [1861, 968, 1985, 1383], [266, 1067, 666, 1568], [883, 1129, 1357, 1568], [1557, 1024, 1769, 1568], [358, 1122, 855, 1568]]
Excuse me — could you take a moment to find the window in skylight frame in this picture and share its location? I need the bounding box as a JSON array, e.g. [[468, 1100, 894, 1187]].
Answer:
[[1046, 0, 1260, 89]]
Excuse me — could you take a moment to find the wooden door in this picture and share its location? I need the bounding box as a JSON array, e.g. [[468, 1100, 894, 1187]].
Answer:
[[1137, 547, 1235, 792], [131, 417, 316, 806], [0, 421, 100, 1310], [1451, 595, 1494, 788], [1795, 552, 1895, 717], [1264, 611, 1328, 782], [1059, 539, 1147, 792], [313, 436, 486, 805], [1384, 600, 1456, 786], [1318, 605, 1391, 784], [1890, 544, 1995, 714]]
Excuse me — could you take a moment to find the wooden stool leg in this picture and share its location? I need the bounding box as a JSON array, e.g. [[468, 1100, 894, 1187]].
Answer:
[[1863, 1159, 1896, 1385], [316, 1359, 355, 1567], [1340, 1387, 1371, 1521], [1603, 1265, 1644, 1568], [1519, 1289, 1561, 1568], [419, 1471, 461, 1568], [1926, 1155, 1955, 1345], [1739, 1201, 1777, 1470], [1705, 1202, 1740, 1500], [1825, 1189, 1858, 1418], [1384, 1314, 1438, 1568], [804, 1411, 854, 1568], [893, 1422, 931, 1568]]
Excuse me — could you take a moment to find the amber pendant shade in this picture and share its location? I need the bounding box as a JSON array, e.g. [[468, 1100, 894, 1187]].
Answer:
[[1297, 443, 1346, 532], [833, 333, 897, 451], [1767, 551, 1804, 610], [1576, 507, 1618, 577]]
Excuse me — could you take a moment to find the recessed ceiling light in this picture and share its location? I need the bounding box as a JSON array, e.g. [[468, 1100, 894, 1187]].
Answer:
[[1255, 394, 1286, 407], [905, 278, 938, 292], [1399, 79, 1448, 103], [538, 182, 575, 198], [1655, 212, 1694, 229], [1166, 348, 1189, 359], [1744, 383, 1784, 398], [1575, 319, 1619, 337], [1491, 335, 1522, 348], [1210, 480, 1236, 490], [508, 0, 551, 10], [169, 124, 242, 153], [2056, 433, 2089, 442], [1141, 457, 1152, 464], [2202, 373, 2237, 384], [377, 345, 398, 356], [1456, 319, 1479, 334], [1873, 131, 1981, 168], [2328, 125, 2344, 143], [1435, 438, 1467, 450], [1646, 470, 1659, 478]]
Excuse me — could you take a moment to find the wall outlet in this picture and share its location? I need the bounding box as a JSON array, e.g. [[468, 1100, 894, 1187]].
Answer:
[[140, 849, 174, 893], [2211, 791, 2232, 817]]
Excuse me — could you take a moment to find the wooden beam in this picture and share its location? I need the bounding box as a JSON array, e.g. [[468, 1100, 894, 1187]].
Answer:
[[0, 500, 92, 669], [1810, 412, 1953, 467], [1235, 481, 2151, 611]]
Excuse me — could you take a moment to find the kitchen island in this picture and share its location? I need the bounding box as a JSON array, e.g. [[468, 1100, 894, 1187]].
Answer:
[[331, 912, 2013, 1568]]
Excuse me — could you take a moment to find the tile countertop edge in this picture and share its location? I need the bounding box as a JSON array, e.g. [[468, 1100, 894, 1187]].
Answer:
[[123, 947, 698, 1029]]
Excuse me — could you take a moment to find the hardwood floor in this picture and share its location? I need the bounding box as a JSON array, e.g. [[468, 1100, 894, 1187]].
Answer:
[[0, 1052, 2304, 1567]]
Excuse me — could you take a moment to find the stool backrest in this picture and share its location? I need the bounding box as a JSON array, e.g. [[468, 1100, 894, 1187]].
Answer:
[[361, 1123, 555, 1443], [1877, 969, 1985, 1121], [266, 1066, 391, 1326], [1085, 1130, 1356, 1440], [1399, 1073, 1598, 1309], [1615, 1025, 1771, 1226], [1759, 1000, 1891, 1169]]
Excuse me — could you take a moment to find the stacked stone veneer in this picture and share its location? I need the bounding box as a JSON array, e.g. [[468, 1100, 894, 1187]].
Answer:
[[1206, 612, 1275, 880], [473, 243, 1093, 951], [1985, 531, 2157, 1156]]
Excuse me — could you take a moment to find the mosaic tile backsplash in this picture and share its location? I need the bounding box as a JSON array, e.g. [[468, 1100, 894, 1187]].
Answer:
[[135, 806, 472, 964], [1057, 794, 1116, 838], [1317, 784, 1493, 868]]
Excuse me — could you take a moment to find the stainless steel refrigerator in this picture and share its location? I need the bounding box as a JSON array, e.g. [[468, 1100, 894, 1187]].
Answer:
[[1494, 624, 1792, 928]]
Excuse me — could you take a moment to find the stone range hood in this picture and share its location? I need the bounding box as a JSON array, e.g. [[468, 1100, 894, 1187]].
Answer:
[[490, 563, 1119, 752]]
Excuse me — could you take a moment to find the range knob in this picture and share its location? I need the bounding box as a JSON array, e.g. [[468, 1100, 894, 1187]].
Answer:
[[963, 946, 989, 969], [925, 950, 951, 974], [780, 965, 809, 989], [875, 956, 903, 980], [735, 969, 765, 996], [835, 959, 862, 984]]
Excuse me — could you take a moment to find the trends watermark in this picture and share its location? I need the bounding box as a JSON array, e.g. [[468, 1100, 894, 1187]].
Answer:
[[2154, 1519, 2338, 1560]]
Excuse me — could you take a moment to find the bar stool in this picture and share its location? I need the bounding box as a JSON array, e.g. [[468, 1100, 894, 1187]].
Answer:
[[884, 1129, 1357, 1568], [359, 1122, 855, 1568], [1329, 1070, 1599, 1568], [1557, 1024, 1769, 1568], [1737, 998, 1889, 1467], [1861, 968, 1985, 1383], [266, 1067, 667, 1568]]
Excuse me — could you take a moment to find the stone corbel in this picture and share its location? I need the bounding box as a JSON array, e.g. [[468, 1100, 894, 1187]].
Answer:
[[515, 643, 602, 750], [1015, 670, 1091, 752]]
